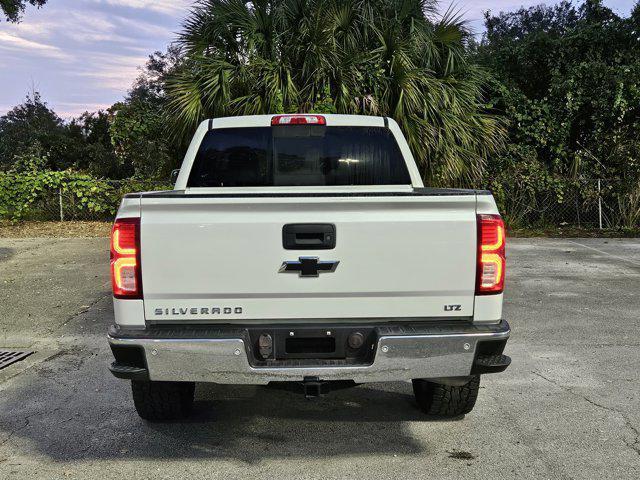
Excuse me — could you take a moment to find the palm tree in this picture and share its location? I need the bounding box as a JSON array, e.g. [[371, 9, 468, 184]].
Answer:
[[166, 0, 504, 185]]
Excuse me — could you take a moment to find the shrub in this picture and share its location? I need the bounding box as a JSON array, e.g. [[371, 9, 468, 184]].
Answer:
[[0, 171, 170, 221]]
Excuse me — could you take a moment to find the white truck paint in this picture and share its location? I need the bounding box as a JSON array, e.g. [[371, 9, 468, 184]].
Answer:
[[108, 114, 510, 421]]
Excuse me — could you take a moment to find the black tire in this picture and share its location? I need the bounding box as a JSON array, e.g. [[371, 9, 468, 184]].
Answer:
[[131, 380, 195, 421], [412, 376, 480, 417]]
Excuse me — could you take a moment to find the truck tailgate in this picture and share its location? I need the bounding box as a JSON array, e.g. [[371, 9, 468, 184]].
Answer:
[[140, 194, 477, 322]]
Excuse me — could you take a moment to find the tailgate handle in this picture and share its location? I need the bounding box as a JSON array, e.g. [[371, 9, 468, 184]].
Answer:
[[283, 224, 336, 250]]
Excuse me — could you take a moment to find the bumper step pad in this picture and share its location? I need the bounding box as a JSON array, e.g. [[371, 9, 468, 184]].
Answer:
[[109, 362, 149, 380], [472, 354, 511, 374]]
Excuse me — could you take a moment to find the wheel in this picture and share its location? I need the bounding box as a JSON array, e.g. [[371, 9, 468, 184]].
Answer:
[[412, 376, 480, 417], [131, 380, 195, 421]]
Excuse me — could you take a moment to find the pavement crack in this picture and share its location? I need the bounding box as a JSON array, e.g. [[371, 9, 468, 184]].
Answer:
[[0, 420, 27, 448], [62, 293, 111, 325], [0, 407, 61, 449], [33, 293, 111, 348], [533, 371, 640, 457]]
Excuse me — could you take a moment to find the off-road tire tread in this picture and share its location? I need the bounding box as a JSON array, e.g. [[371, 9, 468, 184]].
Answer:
[[131, 381, 195, 421], [412, 376, 480, 417]]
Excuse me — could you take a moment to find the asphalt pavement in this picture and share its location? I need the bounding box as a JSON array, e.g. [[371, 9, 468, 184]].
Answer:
[[0, 236, 638, 479]]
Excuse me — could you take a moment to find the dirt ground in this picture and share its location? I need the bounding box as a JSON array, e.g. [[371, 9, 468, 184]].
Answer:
[[0, 221, 112, 238]]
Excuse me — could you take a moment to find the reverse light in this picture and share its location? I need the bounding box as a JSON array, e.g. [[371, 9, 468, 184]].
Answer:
[[110, 218, 142, 299], [271, 115, 326, 126], [476, 214, 506, 295]]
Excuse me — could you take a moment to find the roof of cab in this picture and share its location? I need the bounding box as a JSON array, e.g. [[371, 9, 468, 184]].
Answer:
[[203, 114, 389, 129]]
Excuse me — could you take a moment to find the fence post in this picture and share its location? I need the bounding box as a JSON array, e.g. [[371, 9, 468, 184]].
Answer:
[[597, 179, 603, 230], [58, 187, 64, 222]]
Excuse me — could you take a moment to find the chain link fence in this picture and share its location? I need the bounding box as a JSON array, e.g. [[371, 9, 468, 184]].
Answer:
[[54, 180, 170, 221], [0, 177, 171, 222], [3, 175, 638, 230], [491, 178, 640, 229], [48, 178, 636, 228]]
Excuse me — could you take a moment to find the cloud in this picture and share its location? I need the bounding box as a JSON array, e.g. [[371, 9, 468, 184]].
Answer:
[[0, 31, 71, 60], [72, 52, 148, 91], [3, 19, 53, 40], [55, 101, 114, 118], [59, 12, 168, 45], [114, 16, 175, 39], [93, 0, 193, 15], [0, 0, 186, 117]]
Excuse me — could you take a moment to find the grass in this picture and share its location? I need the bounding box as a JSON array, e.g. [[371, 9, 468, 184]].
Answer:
[[509, 225, 640, 238], [0, 220, 112, 238]]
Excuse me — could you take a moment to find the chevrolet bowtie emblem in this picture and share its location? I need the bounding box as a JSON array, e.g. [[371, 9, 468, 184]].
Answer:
[[279, 257, 340, 278]]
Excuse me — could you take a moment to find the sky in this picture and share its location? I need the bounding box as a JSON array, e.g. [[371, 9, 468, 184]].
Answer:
[[0, 0, 636, 118]]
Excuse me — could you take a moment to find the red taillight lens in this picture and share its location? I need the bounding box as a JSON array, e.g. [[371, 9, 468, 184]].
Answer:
[[271, 115, 326, 126], [476, 214, 506, 295], [111, 218, 142, 299]]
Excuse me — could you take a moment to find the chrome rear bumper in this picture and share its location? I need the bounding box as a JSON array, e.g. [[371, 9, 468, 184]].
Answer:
[[108, 321, 510, 384]]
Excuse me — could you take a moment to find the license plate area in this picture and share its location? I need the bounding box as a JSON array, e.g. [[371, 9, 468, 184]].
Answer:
[[286, 336, 335, 354], [277, 328, 340, 359], [247, 326, 376, 365]]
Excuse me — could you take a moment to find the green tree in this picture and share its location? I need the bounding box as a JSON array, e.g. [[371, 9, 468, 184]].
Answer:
[[68, 111, 125, 179], [166, 0, 504, 185], [0, 92, 70, 171], [476, 0, 640, 181], [472, 0, 640, 227], [1, 0, 47, 22], [0, 93, 131, 177], [110, 47, 185, 179]]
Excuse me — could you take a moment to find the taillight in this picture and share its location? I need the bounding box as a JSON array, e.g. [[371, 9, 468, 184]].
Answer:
[[271, 115, 326, 126], [476, 214, 506, 295], [111, 218, 142, 299]]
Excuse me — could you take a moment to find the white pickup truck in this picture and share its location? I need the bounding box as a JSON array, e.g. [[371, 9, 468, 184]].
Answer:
[[107, 114, 510, 421]]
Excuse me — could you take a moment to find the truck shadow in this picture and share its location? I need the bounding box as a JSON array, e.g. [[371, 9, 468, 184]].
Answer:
[[140, 382, 440, 462], [0, 308, 465, 467], [0, 358, 462, 464]]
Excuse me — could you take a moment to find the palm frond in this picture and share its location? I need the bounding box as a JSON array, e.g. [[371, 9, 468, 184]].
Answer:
[[165, 0, 505, 185]]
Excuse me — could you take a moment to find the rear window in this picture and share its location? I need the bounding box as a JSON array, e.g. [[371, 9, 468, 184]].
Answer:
[[187, 126, 411, 187]]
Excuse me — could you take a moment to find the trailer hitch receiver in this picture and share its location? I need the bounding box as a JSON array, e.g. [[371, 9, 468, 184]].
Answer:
[[302, 377, 325, 399]]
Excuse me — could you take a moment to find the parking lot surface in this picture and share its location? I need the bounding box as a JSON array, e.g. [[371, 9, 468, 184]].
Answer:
[[0, 237, 639, 479]]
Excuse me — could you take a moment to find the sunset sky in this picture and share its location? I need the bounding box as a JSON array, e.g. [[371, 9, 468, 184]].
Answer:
[[0, 0, 636, 117]]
